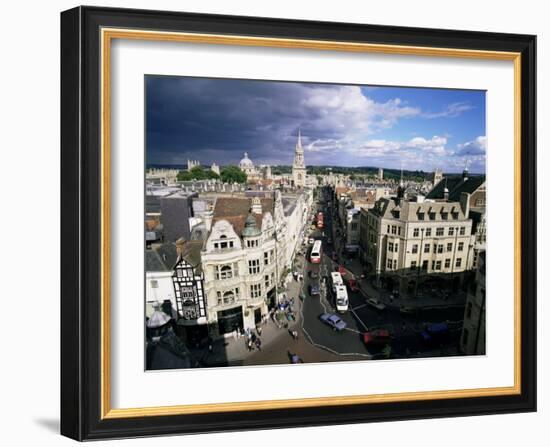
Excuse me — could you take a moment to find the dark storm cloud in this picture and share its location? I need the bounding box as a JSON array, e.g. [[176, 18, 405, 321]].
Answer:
[[146, 76, 322, 165]]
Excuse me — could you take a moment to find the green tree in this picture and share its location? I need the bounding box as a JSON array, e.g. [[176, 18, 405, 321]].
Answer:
[[220, 165, 247, 184], [177, 166, 219, 181]]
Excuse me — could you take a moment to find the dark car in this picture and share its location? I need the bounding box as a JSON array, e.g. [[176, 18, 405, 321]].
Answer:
[[420, 322, 450, 345], [319, 313, 347, 331], [363, 329, 391, 346], [309, 282, 320, 297], [309, 270, 319, 279]]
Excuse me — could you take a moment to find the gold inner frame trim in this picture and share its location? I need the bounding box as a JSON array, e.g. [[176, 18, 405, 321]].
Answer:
[[100, 27, 522, 420]]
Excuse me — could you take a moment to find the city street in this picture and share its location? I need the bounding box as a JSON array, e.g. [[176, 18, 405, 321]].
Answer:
[[298, 188, 466, 359]]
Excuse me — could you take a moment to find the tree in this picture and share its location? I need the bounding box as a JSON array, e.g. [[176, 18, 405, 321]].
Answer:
[[177, 166, 219, 181], [220, 165, 247, 184]]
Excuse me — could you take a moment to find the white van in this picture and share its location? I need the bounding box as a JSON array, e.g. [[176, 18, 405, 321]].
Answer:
[[330, 272, 344, 292], [335, 285, 349, 313]]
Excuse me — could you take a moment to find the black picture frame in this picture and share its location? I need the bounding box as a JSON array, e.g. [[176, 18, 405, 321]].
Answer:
[[61, 5, 536, 441]]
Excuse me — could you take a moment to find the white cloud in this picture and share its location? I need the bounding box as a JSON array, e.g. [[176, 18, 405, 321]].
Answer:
[[422, 102, 475, 119], [455, 135, 487, 156], [356, 135, 449, 158]]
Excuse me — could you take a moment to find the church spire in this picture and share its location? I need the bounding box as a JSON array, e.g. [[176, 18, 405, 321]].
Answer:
[[296, 128, 302, 150]]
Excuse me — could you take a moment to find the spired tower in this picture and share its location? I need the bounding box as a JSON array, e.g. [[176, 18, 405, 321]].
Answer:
[[292, 129, 306, 188]]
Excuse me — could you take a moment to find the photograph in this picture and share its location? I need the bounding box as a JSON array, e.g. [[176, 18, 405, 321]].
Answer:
[[144, 76, 487, 370]]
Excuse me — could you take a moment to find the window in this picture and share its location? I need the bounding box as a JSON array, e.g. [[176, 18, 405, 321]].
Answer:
[[458, 242, 464, 251], [452, 212, 459, 220], [150, 280, 158, 288], [422, 260, 429, 270], [475, 198, 484, 206], [456, 258, 462, 268], [387, 259, 393, 269], [250, 284, 262, 299], [447, 242, 453, 252], [418, 212, 425, 220], [393, 259, 397, 269], [248, 259, 260, 274], [411, 261, 417, 269], [412, 244, 418, 254], [217, 264, 233, 280], [264, 250, 274, 265], [445, 258, 451, 268], [388, 242, 394, 252], [429, 212, 436, 220], [460, 226, 466, 235], [424, 243, 430, 253], [425, 228, 432, 237], [436, 227, 444, 236], [387, 225, 390, 233], [448, 227, 455, 236], [246, 239, 259, 248], [391, 225, 397, 235], [398, 227, 402, 236], [265, 275, 270, 289], [351, 222, 358, 230], [435, 260, 442, 270], [438, 244, 444, 254], [413, 228, 419, 237], [223, 291, 235, 305], [394, 243, 399, 252], [441, 212, 448, 220]]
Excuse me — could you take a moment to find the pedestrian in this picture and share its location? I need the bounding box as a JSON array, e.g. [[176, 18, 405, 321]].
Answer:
[[247, 339, 253, 351], [257, 326, 262, 336], [255, 338, 262, 351], [292, 330, 299, 341]]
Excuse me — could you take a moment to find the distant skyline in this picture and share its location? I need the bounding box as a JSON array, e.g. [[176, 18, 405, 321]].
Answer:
[[146, 76, 486, 173]]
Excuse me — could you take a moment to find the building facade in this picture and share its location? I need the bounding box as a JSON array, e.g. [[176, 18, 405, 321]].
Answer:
[[362, 191, 476, 293], [460, 250, 486, 354]]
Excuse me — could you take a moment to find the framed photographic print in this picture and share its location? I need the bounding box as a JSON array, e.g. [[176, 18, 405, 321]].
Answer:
[[60, 6, 536, 441]]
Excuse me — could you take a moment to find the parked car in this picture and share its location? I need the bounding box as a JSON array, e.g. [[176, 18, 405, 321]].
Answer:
[[420, 322, 450, 345], [309, 282, 320, 297], [366, 298, 386, 311], [319, 313, 347, 331], [309, 270, 319, 279], [363, 329, 391, 346]]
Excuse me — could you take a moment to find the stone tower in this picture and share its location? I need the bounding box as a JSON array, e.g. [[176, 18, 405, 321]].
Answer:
[[292, 129, 306, 188]]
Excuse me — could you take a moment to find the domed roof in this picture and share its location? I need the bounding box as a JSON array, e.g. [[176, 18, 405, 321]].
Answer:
[[239, 152, 254, 168], [146, 302, 171, 329], [242, 212, 261, 237]]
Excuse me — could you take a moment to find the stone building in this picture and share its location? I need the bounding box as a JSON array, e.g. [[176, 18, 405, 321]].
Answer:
[[361, 188, 476, 293], [460, 250, 486, 354], [200, 194, 286, 336]]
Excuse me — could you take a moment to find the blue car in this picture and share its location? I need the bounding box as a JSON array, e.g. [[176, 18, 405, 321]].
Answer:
[[319, 313, 347, 331]]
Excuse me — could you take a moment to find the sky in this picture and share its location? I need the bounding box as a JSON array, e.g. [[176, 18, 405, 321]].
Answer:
[[146, 76, 486, 173]]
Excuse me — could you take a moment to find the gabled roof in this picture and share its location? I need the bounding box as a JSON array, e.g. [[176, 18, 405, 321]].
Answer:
[[145, 243, 178, 272], [212, 196, 274, 235], [177, 241, 203, 274], [427, 175, 485, 201]]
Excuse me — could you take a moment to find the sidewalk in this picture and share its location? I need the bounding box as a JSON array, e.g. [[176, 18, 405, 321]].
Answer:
[[194, 261, 307, 367]]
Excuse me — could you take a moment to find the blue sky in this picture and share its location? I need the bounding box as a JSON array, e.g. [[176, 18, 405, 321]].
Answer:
[[146, 76, 486, 173]]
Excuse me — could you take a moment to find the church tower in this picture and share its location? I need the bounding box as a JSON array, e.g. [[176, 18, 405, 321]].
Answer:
[[292, 129, 306, 188]]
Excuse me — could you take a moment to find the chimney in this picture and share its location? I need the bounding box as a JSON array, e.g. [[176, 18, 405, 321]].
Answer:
[[459, 192, 470, 217]]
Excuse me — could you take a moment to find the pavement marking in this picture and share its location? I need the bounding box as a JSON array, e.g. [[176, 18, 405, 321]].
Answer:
[[352, 303, 367, 311]]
